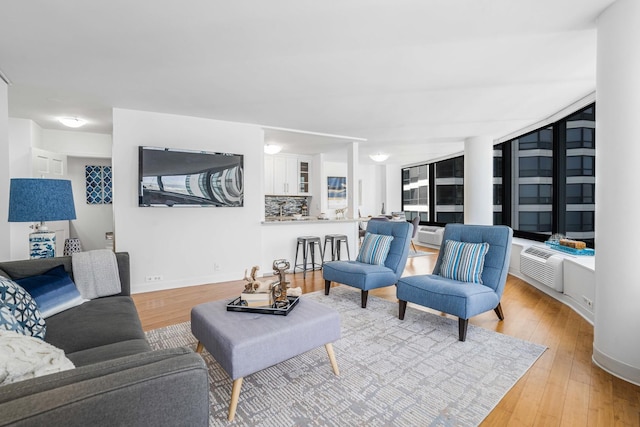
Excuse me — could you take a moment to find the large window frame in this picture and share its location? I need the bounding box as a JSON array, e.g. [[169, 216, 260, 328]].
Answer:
[[401, 155, 465, 227], [494, 103, 595, 247], [401, 103, 595, 248]]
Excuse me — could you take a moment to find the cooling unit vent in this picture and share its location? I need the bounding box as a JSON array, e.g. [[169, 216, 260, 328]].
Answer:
[[520, 246, 564, 292]]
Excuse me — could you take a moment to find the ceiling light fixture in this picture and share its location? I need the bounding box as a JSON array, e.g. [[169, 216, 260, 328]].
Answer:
[[264, 144, 282, 155], [58, 117, 87, 128], [369, 153, 389, 162]]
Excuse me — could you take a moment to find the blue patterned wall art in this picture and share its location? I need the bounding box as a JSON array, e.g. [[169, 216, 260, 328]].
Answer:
[[85, 165, 113, 205]]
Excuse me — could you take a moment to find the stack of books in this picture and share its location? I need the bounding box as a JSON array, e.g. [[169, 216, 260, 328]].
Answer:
[[240, 292, 271, 307]]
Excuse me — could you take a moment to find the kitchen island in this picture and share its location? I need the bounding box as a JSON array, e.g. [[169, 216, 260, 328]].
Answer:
[[261, 218, 360, 275]]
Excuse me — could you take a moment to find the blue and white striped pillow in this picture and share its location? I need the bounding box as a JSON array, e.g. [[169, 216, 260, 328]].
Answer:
[[439, 240, 489, 284], [356, 233, 394, 265]]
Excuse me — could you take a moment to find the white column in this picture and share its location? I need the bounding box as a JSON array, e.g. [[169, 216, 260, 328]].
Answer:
[[463, 135, 494, 225], [0, 80, 9, 261], [347, 142, 359, 219], [593, 0, 640, 385]]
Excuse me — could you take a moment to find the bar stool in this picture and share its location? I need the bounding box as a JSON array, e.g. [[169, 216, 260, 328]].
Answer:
[[323, 234, 351, 262], [294, 236, 324, 278]]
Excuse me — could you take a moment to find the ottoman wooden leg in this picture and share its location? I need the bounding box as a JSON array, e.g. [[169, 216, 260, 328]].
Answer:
[[325, 343, 340, 376], [228, 377, 243, 421], [195, 341, 203, 354]]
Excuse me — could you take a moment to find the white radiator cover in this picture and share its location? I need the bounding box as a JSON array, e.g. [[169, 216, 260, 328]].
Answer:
[[520, 246, 564, 292]]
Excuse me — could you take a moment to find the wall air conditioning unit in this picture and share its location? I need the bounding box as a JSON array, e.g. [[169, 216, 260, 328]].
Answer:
[[520, 246, 564, 292]]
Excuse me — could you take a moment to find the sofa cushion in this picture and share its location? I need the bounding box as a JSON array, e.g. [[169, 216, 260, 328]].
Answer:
[[15, 265, 86, 318], [0, 330, 75, 385], [44, 296, 146, 354], [0, 276, 46, 339], [356, 232, 394, 265], [67, 339, 151, 367], [0, 304, 25, 334], [439, 240, 489, 284]]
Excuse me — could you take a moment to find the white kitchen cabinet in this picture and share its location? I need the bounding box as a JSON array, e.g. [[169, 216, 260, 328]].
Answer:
[[32, 148, 66, 178], [265, 154, 312, 196], [264, 155, 275, 194]]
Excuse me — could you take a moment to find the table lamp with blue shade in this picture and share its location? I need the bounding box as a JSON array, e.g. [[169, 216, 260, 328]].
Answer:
[[8, 178, 77, 259]]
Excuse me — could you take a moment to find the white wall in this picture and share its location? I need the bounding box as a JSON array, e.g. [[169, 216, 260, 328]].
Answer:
[[593, 0, 640, 386], [0, 81, 9, 261], [319, 161, 386, 218], [384, 164, 402, 214], [323, 161, 348, 216], [359, 164, 384, 217], [112, 108, 264, 293], [7, 119, 38, 259], [42, 129, 111, 158], [67, 157, 114, 251]]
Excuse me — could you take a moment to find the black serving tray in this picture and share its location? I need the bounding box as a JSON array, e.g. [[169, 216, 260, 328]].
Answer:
[[226, 295, 300, 316]]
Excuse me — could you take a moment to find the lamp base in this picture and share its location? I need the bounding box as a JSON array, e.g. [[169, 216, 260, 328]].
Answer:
[[30, 230, 56, 259]]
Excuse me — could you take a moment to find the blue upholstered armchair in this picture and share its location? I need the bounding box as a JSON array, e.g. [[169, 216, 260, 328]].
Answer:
[[396, 224, 513, 341], [323, 220, 413, 308]]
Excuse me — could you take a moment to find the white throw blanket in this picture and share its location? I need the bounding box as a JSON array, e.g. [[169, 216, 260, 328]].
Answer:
[[0, 330, 75, 385], [72, 250, 122, 299]]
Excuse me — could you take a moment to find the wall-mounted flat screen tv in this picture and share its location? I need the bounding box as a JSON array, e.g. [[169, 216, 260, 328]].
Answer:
[[138, 146, 244, 207]]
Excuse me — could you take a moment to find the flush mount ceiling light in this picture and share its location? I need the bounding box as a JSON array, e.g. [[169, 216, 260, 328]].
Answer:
[[58, 117, 87, 128], [369, 153, 390, 162], [264, 144, 282, 155]]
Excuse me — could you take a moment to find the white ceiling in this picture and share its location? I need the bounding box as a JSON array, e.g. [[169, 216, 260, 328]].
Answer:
[[0, 0, 615, 165]]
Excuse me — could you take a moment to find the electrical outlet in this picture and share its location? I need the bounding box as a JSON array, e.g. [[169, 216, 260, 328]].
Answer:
[[144, 275, 163, 282], [214, 263, 221, 272], [582, 295, 593, 308]]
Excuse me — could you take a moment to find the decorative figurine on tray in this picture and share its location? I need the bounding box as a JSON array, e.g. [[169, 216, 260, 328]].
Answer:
[[270, 259, 290, 308], [243, 266, 272, 293]]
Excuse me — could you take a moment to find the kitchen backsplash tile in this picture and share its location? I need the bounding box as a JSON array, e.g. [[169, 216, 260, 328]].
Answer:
[[265, 196, 310, 217]]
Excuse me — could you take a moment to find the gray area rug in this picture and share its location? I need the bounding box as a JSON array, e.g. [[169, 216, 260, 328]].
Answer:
[[145, 287, 545, 426]]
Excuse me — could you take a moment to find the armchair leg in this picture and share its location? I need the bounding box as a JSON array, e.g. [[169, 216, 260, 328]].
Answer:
[[494, 303, 504, 321], [458, 318, 468, 342], [399, 300, 407, 320], [361, 290, 369, 308], [325, 280, 331, 295]]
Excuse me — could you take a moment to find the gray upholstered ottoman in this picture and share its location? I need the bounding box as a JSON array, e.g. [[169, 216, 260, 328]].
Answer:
[[191, 297, 341, 421]]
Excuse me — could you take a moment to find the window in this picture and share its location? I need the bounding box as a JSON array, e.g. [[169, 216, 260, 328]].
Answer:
[[436, 185, 464, 205], [401, 155, 464, 225], [402, 164, 429, 223], [567, 156, 594, 176], [519, 184, 552, 204], [518, 128, 552, 150], [492, 103, 595, 246], [566, 211, 595, 233], [436, 157, 464, 178], [519, 212, 552, 232], [519, 156, 553, 177], [566, 183, 594, 204]]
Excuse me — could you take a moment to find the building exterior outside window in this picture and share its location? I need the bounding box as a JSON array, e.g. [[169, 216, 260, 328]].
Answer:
[[434, 156, 464, 223], [402, 103, 594, 246]]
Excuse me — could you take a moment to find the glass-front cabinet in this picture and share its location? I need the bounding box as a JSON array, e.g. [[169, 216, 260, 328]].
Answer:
[[298, 160, 310, 194]]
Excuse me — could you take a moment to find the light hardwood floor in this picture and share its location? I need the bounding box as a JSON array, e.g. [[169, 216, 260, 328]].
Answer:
[[132, 245, 640, 426]]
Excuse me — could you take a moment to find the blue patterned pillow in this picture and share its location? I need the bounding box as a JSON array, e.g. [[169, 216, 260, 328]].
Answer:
[[356, 232, 394, 265], [15, 265, 86, 318], [0, 303, 26, 334], [0, 276, 46, 339], [439, 240, 490, 284]]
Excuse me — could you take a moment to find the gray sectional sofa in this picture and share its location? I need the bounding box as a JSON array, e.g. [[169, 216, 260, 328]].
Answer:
[[0, 253, 209, 427]]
